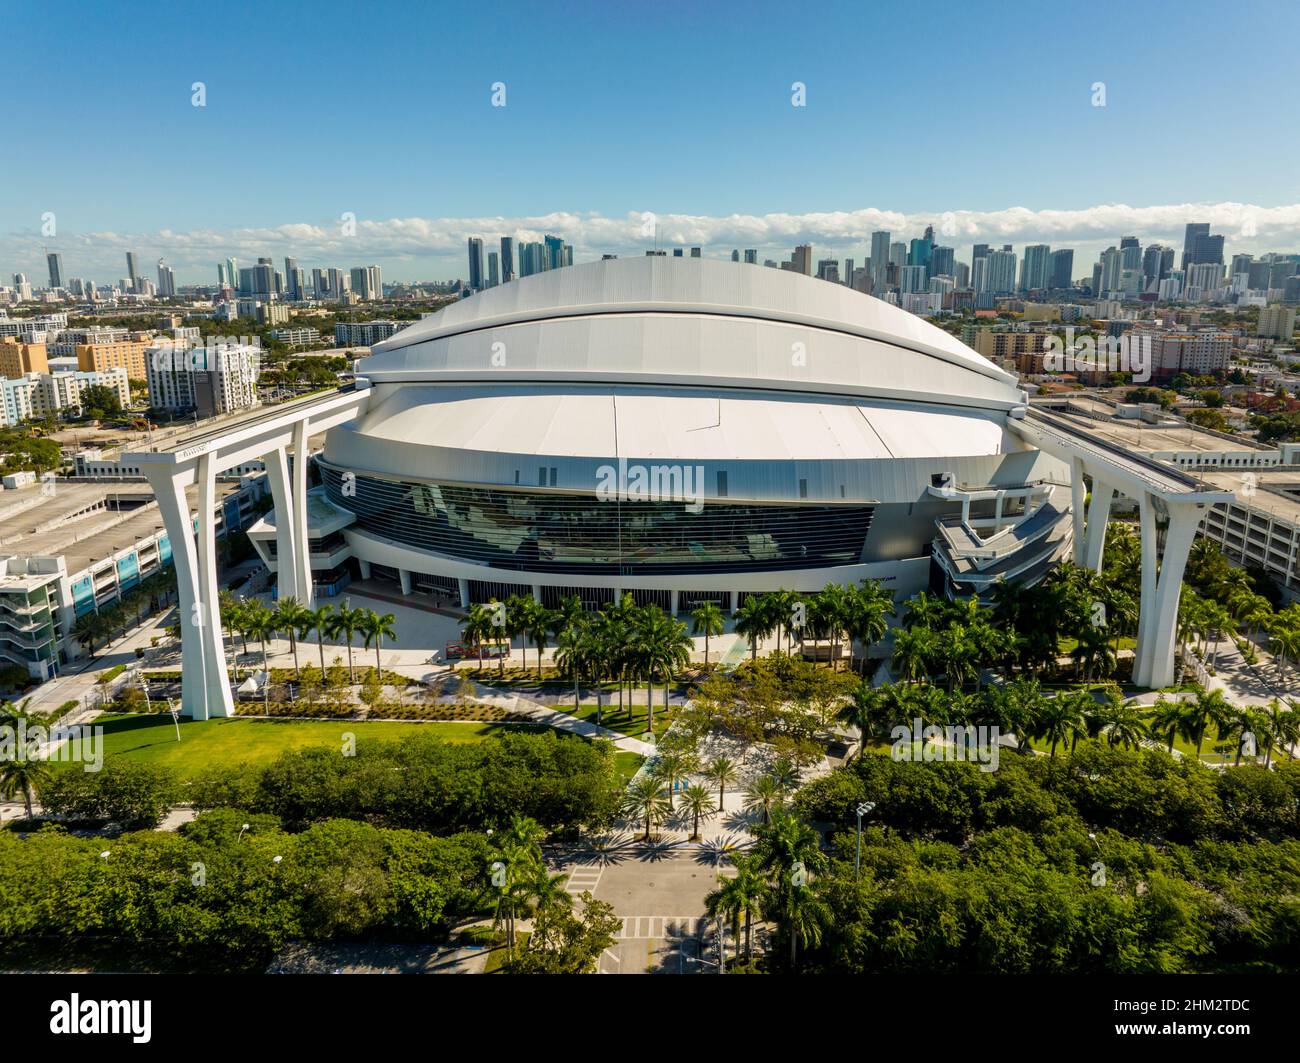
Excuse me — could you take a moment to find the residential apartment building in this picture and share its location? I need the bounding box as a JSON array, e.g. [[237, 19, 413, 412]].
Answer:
[[76, 339, 150, 380], [146, 343, 260, 416]]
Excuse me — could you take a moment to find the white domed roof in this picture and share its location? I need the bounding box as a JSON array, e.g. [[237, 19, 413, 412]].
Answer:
[[361, 257, 1023, 412]]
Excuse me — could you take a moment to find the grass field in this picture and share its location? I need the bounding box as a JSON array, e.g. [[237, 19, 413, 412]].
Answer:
[[82, 713, 546, 780]]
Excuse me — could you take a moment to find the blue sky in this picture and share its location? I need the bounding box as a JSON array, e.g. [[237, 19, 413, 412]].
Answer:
[[4, 0, 1299, 281]]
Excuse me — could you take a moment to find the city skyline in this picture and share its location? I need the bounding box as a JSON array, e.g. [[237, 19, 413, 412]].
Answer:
[[8, 199, 1300, 287]]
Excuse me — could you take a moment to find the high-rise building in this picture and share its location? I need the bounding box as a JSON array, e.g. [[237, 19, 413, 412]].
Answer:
[[125, 252, 140, 290], [1258, 305, 1297, 341], [792, 245, 813, 275], [1099, 247, 1123, 294], [147, 342, 260, 416], [226, 258, 238, 289], [1050, 248, 1075, 290], [870, 231, 891, 295], [929, 246, 955, 280], [544, 235, 564, 271], [907, 238, 933, 279], [46, 253, 64, 290], [157, 261, 176, 297], [1020, 244, 1051, 292], [982, 249, 1017, 295], [744, 249, 758, 264], [487, 252, 500, 288], [467, 238, 485, 291], [972, 243, 990, 265], [349, 265, 382, 301], [500, 237, 515, 282], [690, 247, 702, 258], [1182, 223, 1224, 269], [284, 257, 303, 299]]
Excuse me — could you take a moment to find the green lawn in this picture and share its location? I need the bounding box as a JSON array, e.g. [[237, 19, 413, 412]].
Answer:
[[82, 712, 543, 780], [613, 751, 646, 784], [563, 701, 673, 739]]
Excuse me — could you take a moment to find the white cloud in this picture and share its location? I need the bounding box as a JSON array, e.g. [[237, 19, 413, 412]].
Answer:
[[8, 201, 1300, 284]]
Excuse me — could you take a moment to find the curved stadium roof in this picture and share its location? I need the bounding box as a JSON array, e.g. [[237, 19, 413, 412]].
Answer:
[[360, 257, 1025, 413]]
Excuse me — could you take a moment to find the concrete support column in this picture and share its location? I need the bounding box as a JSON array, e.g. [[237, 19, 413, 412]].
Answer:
[[195, 452, 235, 718], [726, 590, 735, 613], [358, 559, 372, 579], [458, 578, 470, 609], [289, 419, 314, 609], [1134, 492, 1160, 687], [671, 589, 680, 615], [1070, 457, 1087, 566], [1138, 503, 1203, 689], [399, 569, 412, 595], [532, 584, 542, 605], [1082, 482, 1116, 572], [263, 446, 296, 602], [144, 468, 205, 719]]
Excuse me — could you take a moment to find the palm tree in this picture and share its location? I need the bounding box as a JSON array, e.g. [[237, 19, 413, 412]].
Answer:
[[733, 594, 772, 663], [1263, 699, 1299, 764], [1150, 695, 1195, 754], [307, 604, 333, 673], [244, 601, 277, 676], [1188, 688, 1235, 758], [844, 579, 895, 673], [359, 609, 397, 677], [639, 608, 692, 733], [743, 774, 783, 825], [902, 590, 946, 631], [72, 610, 110, 659], [274, 597, 313, 679], [705, 854, 765, 965], [891, 626, 933, 685], [690, 601, 725, 665], [678, 784, 715, 841], [325, 601, 364, 683], [553, 620, 592, 712], [459, 604, 494, 671], [0, 754, 52, 818], [753, 809, 828, 969], [1032, 690, 1088, 758], [624, 775, 672, 842], [703, 755, 739, 811], [1097, 691, 1151, 749]]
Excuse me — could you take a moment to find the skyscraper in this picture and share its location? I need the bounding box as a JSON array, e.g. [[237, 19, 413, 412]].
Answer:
[[1020, 244, 1051, 292], [792, 244, 813, 275], [500, 237, 515, 283], [870, 231, 891, 295], [349, 265, 382, 301], [157, 260, 176, 297], [125, 252, 140, 290], [467, 237, 485, 290], [929, 246, 955, 280], [544, 235, 564, 271], [284, 257, 301, 299], [983, 249, 1017, 295], [47, 252, 64, 289], [1182, 223, 1223, 269], [487, 251, 500, 288], [744, 249, 758, 264], [1049, 248, 1075, 290]]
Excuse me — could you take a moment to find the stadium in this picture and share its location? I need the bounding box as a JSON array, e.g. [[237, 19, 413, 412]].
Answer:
[[312, 256, 1074, 612]]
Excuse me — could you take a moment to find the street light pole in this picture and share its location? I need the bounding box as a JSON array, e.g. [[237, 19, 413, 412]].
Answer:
[[855, 801, 876, 879]]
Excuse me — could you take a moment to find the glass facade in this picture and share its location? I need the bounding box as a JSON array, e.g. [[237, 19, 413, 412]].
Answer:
[[321, 465, 873, 575]]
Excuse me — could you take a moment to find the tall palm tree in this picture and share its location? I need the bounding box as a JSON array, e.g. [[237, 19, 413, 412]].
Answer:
[[1150, 695, 1196, 754], [325, 601, 364, 683], [844, 579, 895, 673], [274, 597, 313, 678], [1099, 693, 1152, 750], [308, 603, 334, 673], [1188, 688, 1235, 758], [690, 600, 725, 665], [359, 609, 398, 677], [0, 755, 52, 819], [459, 604, 493, 672], [638, 608, 692, 732], [244, 601, 277, 676], [553, 620, 592, 712], [623, 775, 672, 842], [742, 774, 783, 825], [1032, 690, 1088, 758], [705, 854, 765, 965], [704, 755, 739, 811], [753, 809, 829, 970], [733, 594, 772, 663], [678, 784, 715, 841], [891, 626, 933, 685], [1263, 698, 1299, 764], [902, 590, 946, 631]]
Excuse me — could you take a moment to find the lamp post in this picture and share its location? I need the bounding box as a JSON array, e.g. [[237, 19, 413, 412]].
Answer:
[[855, 801, 876, 879]]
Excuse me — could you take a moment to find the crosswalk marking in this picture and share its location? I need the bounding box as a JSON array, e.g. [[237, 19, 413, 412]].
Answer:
[[565, 866, 603, 895], [614, 916, 706, 940]]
